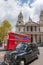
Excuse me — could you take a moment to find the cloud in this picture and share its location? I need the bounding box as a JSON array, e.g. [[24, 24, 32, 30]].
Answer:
[[0, 0, 21, 20], [21, 3, 31, 22], [31, 0, 43, 22], [0, 0, 6, 20], [0, 0, 43, 31]]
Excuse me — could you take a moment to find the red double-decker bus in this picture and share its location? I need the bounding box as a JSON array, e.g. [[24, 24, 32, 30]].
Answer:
[[4, 32, 31, 50]]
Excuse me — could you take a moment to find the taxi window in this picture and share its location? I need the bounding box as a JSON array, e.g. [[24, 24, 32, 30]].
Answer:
[[27, 45, 32, 51]]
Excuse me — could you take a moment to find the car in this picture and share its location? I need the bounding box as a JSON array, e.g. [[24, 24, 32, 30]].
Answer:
[[4, 42, 40, 65]]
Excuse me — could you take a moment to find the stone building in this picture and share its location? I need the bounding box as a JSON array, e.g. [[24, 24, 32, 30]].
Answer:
[[15, 11, 43, 43]]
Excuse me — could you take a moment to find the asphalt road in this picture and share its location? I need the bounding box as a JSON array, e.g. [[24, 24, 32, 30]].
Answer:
[[30, 47, 43, 65], [0, 47, 43, 65], [0, 51, 6, 62]]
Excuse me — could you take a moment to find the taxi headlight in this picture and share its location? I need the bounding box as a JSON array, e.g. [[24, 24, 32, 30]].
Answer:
[[15, 56, 17, 59]]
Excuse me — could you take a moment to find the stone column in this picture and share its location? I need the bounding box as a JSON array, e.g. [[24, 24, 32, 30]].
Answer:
[[37, 27, 39, 32], [29, 35, 31, 42], [37, 35, 39, 43], [27, 26, 29, 32], [33, 26, 35, 32], [25, 26, 27, 32], [33, 35, 36, 43], [29, 26, 31, 32], [26, 26, 31, 32], [21, 27, 24, 32]]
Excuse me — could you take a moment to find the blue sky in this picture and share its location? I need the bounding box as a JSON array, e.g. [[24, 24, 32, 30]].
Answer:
[[18, 0, 35, 8], [21, 0, 34, 4], [21, 0, 35, 7], [0, 0, 43, 31], [21, 0, 28, 3]]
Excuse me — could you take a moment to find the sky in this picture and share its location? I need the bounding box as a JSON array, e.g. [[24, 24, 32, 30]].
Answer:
[[0, 0, 43, 31]]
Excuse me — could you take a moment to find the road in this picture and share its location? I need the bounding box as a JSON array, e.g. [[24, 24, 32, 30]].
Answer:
[[0, 51, 6, 62], [30, 47, 43, 65], [0, 47, 43, 65]]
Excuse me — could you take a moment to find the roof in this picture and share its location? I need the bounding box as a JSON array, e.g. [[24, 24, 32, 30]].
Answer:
[[25, 21, 39, 26], [18, 12, 23, 18], [40, 10, 43, 16], [8, 32, 29, 37]]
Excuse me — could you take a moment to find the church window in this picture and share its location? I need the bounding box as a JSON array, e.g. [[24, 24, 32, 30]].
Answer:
[[31, 26, 33, 31], [19, 21, 21, 23], [35, 26, 36, 31]]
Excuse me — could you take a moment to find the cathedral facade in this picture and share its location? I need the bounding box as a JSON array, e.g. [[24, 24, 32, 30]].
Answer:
[[15, 11, 43, 43]]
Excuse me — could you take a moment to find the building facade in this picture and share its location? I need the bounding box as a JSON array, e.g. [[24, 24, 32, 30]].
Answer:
[[15, 11, 43, 43]]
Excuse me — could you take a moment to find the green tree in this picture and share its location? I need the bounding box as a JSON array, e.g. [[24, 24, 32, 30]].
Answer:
[[2, 20, 11, 31], [0, 20, 12, 41]]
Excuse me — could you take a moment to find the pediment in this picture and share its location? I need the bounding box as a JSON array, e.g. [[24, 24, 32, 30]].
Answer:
[[25, 21, 39, 26]]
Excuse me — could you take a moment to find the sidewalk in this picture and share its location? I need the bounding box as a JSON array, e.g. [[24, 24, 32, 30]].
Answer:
[[0, 44, 6, 51]]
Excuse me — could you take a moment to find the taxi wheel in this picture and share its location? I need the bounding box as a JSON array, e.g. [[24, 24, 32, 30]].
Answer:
[[36, 54, 39, 59]]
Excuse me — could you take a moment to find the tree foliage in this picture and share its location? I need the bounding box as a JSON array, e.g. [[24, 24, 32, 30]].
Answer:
[[0, 20, 12, 41]]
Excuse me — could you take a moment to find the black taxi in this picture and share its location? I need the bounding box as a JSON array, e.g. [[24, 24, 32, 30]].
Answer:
[[4, 43, 40, 65]]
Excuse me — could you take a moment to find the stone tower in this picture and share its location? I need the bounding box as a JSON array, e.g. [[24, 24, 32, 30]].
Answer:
[[16, 12, 24, 32], [39, 10, 43, 24], [39, 10, 43, 32], [29, 16, 32, 22]]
